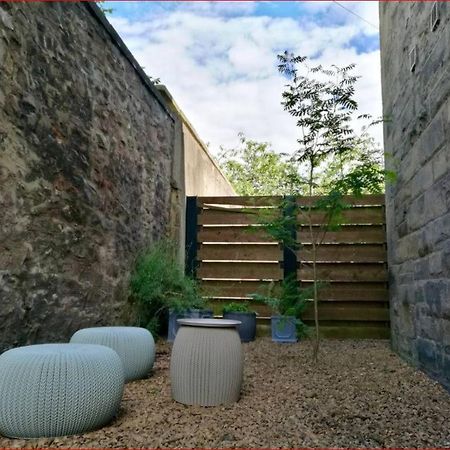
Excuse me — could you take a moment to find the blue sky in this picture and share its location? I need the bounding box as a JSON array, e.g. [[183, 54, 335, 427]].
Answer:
[[104, 1, 382, 154]]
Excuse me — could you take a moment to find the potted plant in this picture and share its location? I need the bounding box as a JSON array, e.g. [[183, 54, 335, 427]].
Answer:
[[250, 275, 310, 343], [222, 302, 257, 342], [129, 240, 210, 340]]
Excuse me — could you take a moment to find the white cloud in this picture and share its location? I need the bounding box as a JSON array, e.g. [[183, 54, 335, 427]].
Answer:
[[109, 2, 382, 156]]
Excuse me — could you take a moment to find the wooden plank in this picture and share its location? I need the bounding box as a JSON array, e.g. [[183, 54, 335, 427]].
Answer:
[[300, 282, 388, 301], [302, 302, 390, 321], [200, 280, 281, 298], [197, 194, 385, 207], [298, 263, 387, 282], [299, 244, 387, 262], [296, 194, 385, 207], [297, 225, 386, 244], [296, 207, 385, 225], [198, 196, 283, 207], [198, 243, 282, 261], [201, 280, 389, 301], [305, 324, 390, 339], [199, 208, 279, 225], [198, 261, 283, 280], [198, 226, 276, 243]]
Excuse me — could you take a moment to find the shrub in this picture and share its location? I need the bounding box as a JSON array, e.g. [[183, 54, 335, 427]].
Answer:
[[129, 240, 205, 336], [222, 302, 252, 314]]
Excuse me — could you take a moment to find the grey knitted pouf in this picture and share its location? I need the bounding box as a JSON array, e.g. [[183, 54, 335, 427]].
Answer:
[[0, 343, 124, 438], [170, 319, 243, 406], [70, 326, 155, 382]]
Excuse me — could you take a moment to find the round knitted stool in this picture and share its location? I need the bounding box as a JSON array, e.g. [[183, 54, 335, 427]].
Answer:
[[70, 326, 155, 382], [170, 318, 243, 406], [0, 343, 124, 438]]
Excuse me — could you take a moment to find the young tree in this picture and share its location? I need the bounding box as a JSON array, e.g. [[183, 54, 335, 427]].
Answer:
[[278, 52, 387, 361], [217, 134, 304, 196]]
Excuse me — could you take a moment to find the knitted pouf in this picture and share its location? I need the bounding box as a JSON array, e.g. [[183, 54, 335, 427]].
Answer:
[[170, 319, 243, 406], [0, 343, 124, 438], [70, 326, 155, 382]]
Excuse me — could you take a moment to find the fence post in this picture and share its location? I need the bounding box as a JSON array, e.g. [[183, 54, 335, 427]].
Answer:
[[282, 195, 298, 280], [185, 196, 198, 277]]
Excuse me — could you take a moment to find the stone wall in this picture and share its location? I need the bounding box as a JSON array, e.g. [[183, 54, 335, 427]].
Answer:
[[0, 3, 182, 349], [380, 2, 450, 389]]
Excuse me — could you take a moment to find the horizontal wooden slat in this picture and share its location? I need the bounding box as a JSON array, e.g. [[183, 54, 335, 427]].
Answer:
[[296, 194, 385, 207], [297, 207, 385, 225], [200, 280, 280, 298], [215, 317, 390, 338], [303, 324, 390, 339], [299, 244, 387, 262], [302, 302, 390, 321], [198, 196, 282, 207], [198, 226, 276, 243], [300, 282, 388, 301], [198, 243, 282, 261], [199, 208, 278, 225], [201, 280, 388, 301], [198, 262, 283, 280], [298, 225, 385, 244], [298, 263, 387, 282]]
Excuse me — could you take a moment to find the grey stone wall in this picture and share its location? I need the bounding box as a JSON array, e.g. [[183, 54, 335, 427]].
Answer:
[[0, 3, 182, 349], [380, 2, 450, 389]]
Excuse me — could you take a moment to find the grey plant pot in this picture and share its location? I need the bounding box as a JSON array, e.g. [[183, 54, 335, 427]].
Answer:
[[271, 315, 298, 343], [167, 308, 213, 342], [223, 311, 256, 342]]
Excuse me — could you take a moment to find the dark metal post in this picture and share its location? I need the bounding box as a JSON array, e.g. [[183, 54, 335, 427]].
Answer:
[[185, 196, 198, 277], [282, 195, 298, 280]]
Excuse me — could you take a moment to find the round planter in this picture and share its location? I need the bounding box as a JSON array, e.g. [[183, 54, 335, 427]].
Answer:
[[271, 315, 298, 343], [167, 308, 213, 342], [223, 311, 256, 342], [170, 318, 243, 406]]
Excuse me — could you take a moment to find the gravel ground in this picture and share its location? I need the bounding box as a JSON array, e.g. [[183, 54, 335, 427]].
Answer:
[[1, 338, 450, 448]]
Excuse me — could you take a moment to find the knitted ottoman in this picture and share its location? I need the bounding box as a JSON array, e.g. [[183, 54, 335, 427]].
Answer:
[[0, 343, 124, 438], [70, 326, 155, 382]]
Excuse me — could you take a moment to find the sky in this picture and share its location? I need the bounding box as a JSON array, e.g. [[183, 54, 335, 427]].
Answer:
[[104, 1, 382, 157]]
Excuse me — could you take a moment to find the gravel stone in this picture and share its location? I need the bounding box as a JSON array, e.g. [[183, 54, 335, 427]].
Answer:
[[1, 338, 449, 448]]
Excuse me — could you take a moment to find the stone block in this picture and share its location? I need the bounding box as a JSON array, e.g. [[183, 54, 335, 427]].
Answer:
[[416, 314, 442, 341], [423, 280, 446, 316], [432, 145, 449, 182], [416, 337, 438, 373]]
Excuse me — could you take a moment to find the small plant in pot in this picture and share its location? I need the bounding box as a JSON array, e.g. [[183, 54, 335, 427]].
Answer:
[[222, 302, 257, 342], [250, 275, 310, 343]]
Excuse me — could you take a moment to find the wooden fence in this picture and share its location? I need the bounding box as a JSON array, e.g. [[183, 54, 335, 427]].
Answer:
[[186, 195, 389, 339]]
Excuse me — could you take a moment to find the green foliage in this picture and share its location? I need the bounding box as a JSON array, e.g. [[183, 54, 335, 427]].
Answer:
[[222, 302, 252, 313], [129, 241, 205, 336], [250, 275, 311, 337], [217, 133, 304, 196], [276, 52, 393, 360]]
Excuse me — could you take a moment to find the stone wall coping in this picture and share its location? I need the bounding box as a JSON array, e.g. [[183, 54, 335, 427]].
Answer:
[[84, 3, 176, 123]]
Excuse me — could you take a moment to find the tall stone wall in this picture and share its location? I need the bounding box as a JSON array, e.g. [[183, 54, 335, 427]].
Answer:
[[0, 3, 182, 349], [380, 2, 450, 389]]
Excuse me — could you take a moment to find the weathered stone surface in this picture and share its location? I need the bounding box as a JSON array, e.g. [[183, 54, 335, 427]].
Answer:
[[380, 2, 450, 389], [0, 3, 181, 349]]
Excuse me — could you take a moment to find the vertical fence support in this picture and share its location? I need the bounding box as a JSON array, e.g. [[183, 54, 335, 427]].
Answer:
[[185, 196, 198, 277], [282, 195, 298, 280]]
